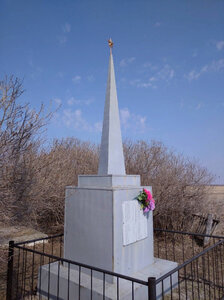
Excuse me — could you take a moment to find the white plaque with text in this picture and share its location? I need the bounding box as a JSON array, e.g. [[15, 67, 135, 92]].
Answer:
[[122, 200, 148, 246]]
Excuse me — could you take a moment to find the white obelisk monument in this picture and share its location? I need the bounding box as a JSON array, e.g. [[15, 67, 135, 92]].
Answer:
[[98, 42, 126, 176], [64, 39, 154, 274], [38, 40, 178, 300]]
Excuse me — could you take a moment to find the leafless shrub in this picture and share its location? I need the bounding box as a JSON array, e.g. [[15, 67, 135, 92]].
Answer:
[[28, 138, 213, 232], [28, 138, 98, 231], [0, 76, 214, 233], [124, 140, 214, 230]]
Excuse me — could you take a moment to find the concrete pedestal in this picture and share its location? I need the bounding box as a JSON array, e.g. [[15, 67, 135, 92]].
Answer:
[[64, 175, 154, 276], [38, 175, 178, 299], [38, 258, 178, 300]]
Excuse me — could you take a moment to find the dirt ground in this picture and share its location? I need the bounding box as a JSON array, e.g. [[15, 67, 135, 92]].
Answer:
[[0, 225, 47, 299]]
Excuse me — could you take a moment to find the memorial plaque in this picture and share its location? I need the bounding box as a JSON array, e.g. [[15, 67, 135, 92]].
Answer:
[[122, 200, 148, 246]]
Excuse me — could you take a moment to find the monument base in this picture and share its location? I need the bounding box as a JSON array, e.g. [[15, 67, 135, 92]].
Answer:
[[64, 184, 155, 276], [38, 258, 178, 300]]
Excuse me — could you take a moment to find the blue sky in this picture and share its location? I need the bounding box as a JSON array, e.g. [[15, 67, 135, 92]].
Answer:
[[1, 0, 224, 183]]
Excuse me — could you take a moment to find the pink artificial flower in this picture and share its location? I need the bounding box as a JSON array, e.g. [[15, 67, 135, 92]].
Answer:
[[150, 201, 155, 211], [141, 188, 156, 212], [147, 191, 153, 201], [143, 206, 150, 213], [150, 198, 155, 203], [144, 188, 153, 201]]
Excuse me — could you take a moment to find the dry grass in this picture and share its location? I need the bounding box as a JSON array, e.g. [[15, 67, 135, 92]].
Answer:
[[0, 246, 8, 300], [0, 237, 63, 299]]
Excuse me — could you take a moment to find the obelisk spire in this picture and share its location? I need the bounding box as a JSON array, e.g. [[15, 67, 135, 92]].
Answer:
[[98, 39, 126, 175]]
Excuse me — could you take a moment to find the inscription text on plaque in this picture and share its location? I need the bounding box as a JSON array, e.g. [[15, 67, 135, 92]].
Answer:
[[122, 200, 148, 246]]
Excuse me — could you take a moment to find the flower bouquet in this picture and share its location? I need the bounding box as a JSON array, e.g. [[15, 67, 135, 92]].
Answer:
[[136, 188, 155, 213]]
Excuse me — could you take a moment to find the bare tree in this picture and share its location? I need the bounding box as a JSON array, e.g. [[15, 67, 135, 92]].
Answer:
[[0, 76, 52, 224]]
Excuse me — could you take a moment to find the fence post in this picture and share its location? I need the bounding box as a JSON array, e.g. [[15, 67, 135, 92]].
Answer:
[[148, 277, 156, 300], [204, 213, 213, 246], [6, 240, 14, 300]]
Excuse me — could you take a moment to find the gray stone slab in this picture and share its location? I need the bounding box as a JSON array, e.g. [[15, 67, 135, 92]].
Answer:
[[0, 226, 47, 246], [78, 175, 141, 188], [38, 258, 178, 300]]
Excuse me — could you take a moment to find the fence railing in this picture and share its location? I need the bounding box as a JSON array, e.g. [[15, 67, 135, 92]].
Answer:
[[154, 228, 224, 264], [6, 229, 224, 300], [156, 238, 224, 299]]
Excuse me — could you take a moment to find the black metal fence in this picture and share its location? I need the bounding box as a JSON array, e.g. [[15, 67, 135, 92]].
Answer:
[[6, 229, 224, 299], [154, 229, 224, 299]]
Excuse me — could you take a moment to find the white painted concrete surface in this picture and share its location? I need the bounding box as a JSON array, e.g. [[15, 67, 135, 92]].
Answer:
[[98, 50, 126, 176], [64, 184, 154, 276], [38, 258, 178, 300]]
